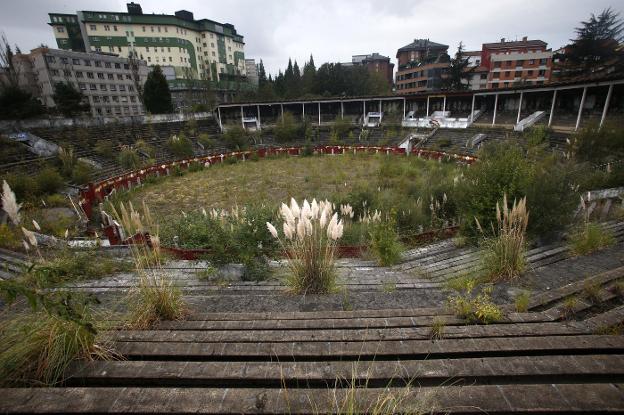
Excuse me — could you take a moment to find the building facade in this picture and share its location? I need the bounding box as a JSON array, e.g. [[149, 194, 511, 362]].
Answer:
[[245, 59, 259, 86], [481, 37, 553, 89], [464, 50, 488, 90], [395, 39, 449, 93], [48, 2, 247, 90], [14, 47, 148, 117]]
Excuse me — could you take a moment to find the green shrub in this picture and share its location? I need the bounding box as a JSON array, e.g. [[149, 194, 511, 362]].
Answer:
[[167, 133, 194, 158], [331, 117, 352, 140], [274, 112, 302, 143], [35, 168, 64, 195], [94, 140, 114, 158], [436, 138, 452, 148], [249, 151, 260, 162], [71, 161, 94, 185], [223, 125, 249, 150], [241, 256, 271, 281], [187, 161, 204, 173], [571, 122, 624, 163], [57, 147, 76, 178], [118, 148, 141, 170], [448, 284, 503, 324], [2, 173, 39, 201], [197, 133, 215, 149], [44, 194, 68, 208], [369, 218, 404, 266], [224, 156, 238, 164], [514, 291, 531, 312], [570, 222, 615, 255], [0, 224, 20, 249], [135, 139, 155, 158]]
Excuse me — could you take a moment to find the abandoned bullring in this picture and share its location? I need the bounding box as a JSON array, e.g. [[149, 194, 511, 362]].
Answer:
[[2, 4, 624, 413]]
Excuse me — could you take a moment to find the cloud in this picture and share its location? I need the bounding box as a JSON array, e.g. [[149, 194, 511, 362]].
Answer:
[[1, 0, 621, 75]]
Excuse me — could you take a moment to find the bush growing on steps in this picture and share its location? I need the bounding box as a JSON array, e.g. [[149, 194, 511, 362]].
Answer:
[[274, 112, 302, 143], [223, 124, 250, 150], [118, 147, 141, 170], [369, 217, 404, 266], [71, 161, 94, 185], [167, 133, 194, 158], [457, 142, 577, 241]]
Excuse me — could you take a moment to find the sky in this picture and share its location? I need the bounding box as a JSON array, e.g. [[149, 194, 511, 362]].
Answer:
[[1, 0, 622, 76]]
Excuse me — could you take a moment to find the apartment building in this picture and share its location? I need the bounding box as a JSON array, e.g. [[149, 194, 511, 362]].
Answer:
[[482, 37, 553, 89], [14, 47, 148, 117], [245, 59, 259, 86], [395, 39, 449, 93], [346, 53, 394, 86], [48, 2, 247, 89], [464, 50, 488, 90]]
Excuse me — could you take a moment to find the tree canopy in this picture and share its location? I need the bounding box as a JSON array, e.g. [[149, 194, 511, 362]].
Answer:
[[52, 82, 90, 117], [143, 65, 173, 114], [441, 42, 472, 91]]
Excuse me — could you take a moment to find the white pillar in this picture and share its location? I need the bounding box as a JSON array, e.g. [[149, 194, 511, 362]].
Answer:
[[403, 98, 406, 119], [217, 106, 223, 131], [492, 93, 498, 125], [600, 84, 614, 129], [363, 101, 366, 125], [379, 99, 382, 115], [470, 95, 475, 122], [516, 92, 523, 125], [575, 86, 587, 131], [318, 102, 321, 126], [548, 90, 557, 127], [442, 96, 446, 115], [426, 96, 430, 117], [302, 103, 305, 121], [280, 103, 284, 123], [240, 106, 244, 127], [341, 101, 344, 119], [257, 105, 261, 129]]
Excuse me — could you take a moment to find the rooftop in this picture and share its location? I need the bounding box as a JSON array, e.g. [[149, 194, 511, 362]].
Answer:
[[397, 39, 448, 53], [483, 37, 547, 49]]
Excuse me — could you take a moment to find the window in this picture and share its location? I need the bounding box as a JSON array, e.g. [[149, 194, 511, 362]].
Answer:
[[212, 51, 215, 57], [119, 85, 126, 92], [117, 74, 123, 80], [87, 72, 94, 79], [514, 71, 521, 77], [89, 24, 97, 30], [114, 63, 121, 69], [123, 64, 129, 69], [529, 59, 535, 65], [102, 96, 109, 102], [104, 25, 110, 31], [480, 73, 487, 80], [118, 47, 121, 52], [110, 85, 116, 91], [130, 96, 136, 103], [128, 85, 134, 92], [99, 84, 107, 91], [112, 96, 119, 102], [157, 26, 161, 32], [494, 61, 500, 68], [84, 59, 91, 66], [121, 96, 128, 103], [539, 58, 547, 65], [89, 84, 97, 90], [151, 26, 154, 32], [113, 25, 117, 31], [527, 70, 534, 76], [504, 82, 509, 87], [169, 56, 172, 62], [95, 60, 102, 67], [63, 70, 72, 77], [147, 57, 151, 62], [104, 62, 111, 68], [57, 27, 65, 33], [92, 96, 100, 103], [72, 58, 80, 65], [97, 73, 104, 79], [492, 82, 499, 88], [167, 47, 171, 52], [78, 82, 86, 90], [146, 46, 149, 52], [516, 60, 524, 66], [107, 74, 114, 80], [492, 72, 500, 79], [51, 69, 60, 76], [125, 74, 132, 79], [142, 26, 145, 32], [164, 27, 168, 33], [75, 71, 83, 78], [538, 69, 546, 76], [45, 55, 56, 63], [211, 42, 215, 47]]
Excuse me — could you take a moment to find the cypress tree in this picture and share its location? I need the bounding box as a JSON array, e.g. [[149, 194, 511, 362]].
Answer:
[[143, 65, 173, 114]]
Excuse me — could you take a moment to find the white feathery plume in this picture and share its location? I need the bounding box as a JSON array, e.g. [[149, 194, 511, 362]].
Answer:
[[32, 220, 41, 232], [22, 227, 37, 247], [2, 180, 21, 226], [22, 240, 30, 251], [290, 198, 300, 218], [266, 222, 278, 239], [311, 199, 319, 218], [283, 221, 294, 240], [296, 219, 306, 240]]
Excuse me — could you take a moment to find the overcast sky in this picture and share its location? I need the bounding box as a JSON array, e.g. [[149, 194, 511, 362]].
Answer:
[[2, 0, 622, 75]]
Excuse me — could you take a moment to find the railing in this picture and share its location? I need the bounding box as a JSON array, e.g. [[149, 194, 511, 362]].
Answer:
[[514, 111, 546, 132]]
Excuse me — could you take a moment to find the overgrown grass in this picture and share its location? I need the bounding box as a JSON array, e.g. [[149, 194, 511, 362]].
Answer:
[[478, 195, 529, 282], [569, 222, 615, 255], [447, 279, 503, 324], [368, 218, 404, 266], [514, 291, 531, 313]]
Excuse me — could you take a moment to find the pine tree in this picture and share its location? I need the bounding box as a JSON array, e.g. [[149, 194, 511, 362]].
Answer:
[[558, 8, 624, 77], [302, 54, 317, 96], [143, 65, 173, 114], [441, 42, 471, 90], [53, 82, 90, 117]]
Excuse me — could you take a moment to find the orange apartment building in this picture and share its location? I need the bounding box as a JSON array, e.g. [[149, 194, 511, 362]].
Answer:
[[482, 37, 553, 89], [395, 39, 449, 93]]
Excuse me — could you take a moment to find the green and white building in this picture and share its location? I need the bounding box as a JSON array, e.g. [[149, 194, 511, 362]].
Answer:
[[48, 2, 251, 104]]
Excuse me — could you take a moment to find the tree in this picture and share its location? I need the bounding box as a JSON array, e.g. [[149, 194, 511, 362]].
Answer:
[[0, 85, 45, 120], [441, 42, 471, 91], [557, 8, 624, 77], [53, 82, 89, 117], [301, 55, 317, 96], [0, 34, 18, 88], [143, 65, 173, 114]]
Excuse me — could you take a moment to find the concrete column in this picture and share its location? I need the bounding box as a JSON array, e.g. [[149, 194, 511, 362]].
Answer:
[[217, 106, 223, 131], [403, 98, 406, 119], [302, 103, 305, 121], [575, 86, 588, 131], [240, 106, 244, 127], [470, 95, 475, 122], [426, 96, 430, 117], [492, 93, 498, 125], [379, 99, 382, 114], [600, 84, 614, 129], [442, 96, 446, 115], [257, 105, 261, 129], [280, 103, 284, 123], [341, 101, 344, 119], [516, 92, 523, 125], [318, 102, 321, 126], [548, 90, 557, 127], [363, 101, 366, 125]]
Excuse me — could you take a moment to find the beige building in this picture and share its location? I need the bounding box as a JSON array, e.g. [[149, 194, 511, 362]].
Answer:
[[48, 3, 247, 87], [14, 47, 148, 117]]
